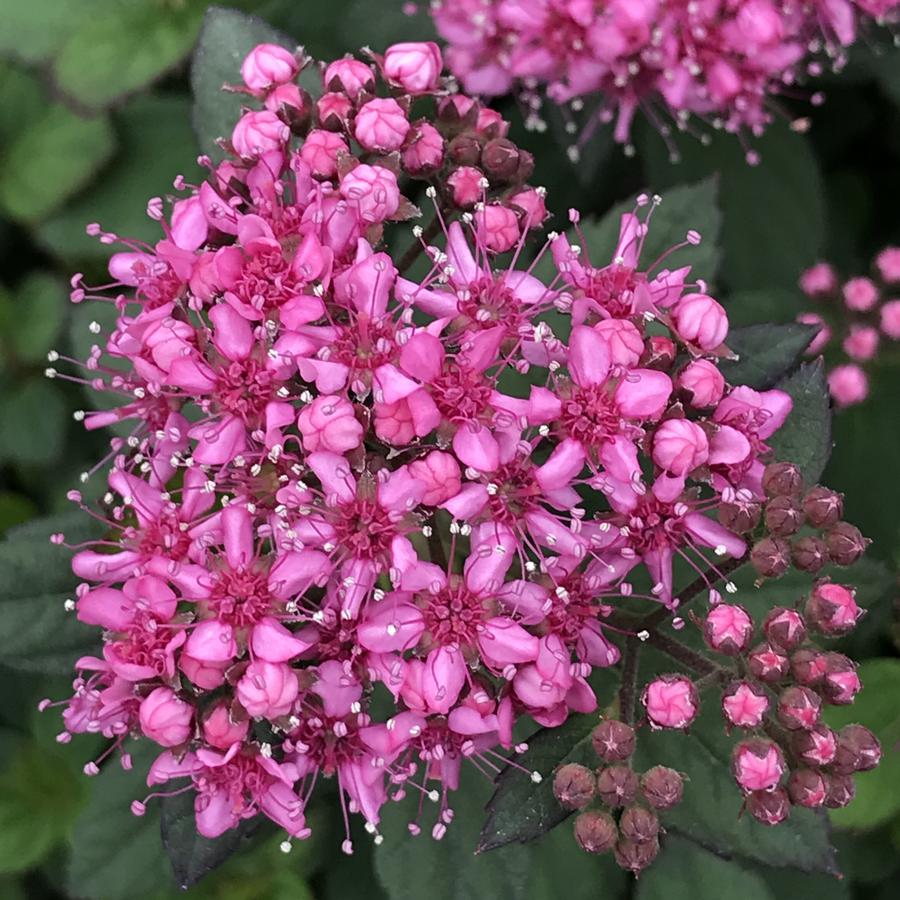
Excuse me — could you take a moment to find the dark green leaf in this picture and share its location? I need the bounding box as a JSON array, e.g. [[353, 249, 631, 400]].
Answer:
[[160, 790, 262, 890], [720, 323, 817, 390], [1, 273, 67, 363], [0, 493, 37, 536], [0, 378, 66, 467], [768, 359, 833, 483]]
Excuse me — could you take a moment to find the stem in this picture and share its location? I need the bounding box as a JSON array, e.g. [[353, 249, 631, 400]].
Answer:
[[647, 630, 731, 679], [618, 637, 640, 725], [397, 215, 443, 275]]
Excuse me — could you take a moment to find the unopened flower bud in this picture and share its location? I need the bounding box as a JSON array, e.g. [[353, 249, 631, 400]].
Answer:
[[323, 57, 374, 100], [824, 522, 868, 566], [653, 419, 709, 476], [447, 134, 483, 167], [787, 768, 828, 808], [677, 358, 724, 406], [481, 138, 524, 181], [639, 766, 684, 811], [447, 165, 484, 207], [824, 773, 856, 809], [596, 765, 639, 808], [401, 123, 444, 175], [832, 724, 881, 775], [553, 763, 596, 810], [718, 500, 761, 534], [232, 110, 290, 158], [573, 810, 618, 854], [619, 806, 660, 844], [642, 674, 699, 730], [475, 204, 520, 253], [746, 788, 791, 825], [236, 660, 299, 719], [383, 41, 443, 94], [354, 97, 410, 153], [673, 293, 728, 349], [748, 642, 790, 683], [591, 720, 636, 762], [821, 653, 861, 705], [764, 497, 803, 536], [750, 537, 791, 579], [762, 463, 803, 498], [722, 681, 769, 729], [202, 701, 250, 750], [762, 607, 806, 651], [640, 335, 677, 371], [316, 91, 354, 130], [801, 487, 843, 528], [791, 536, 828, 574], [241, 43, 300, 93], [776, 685, 822, 731], [703, 604, 754, 655], [138, 687, 193, 747], [792, 724, 838, 767], [732, 738, 786, 792], [805, 581, 862, 635], [614, 836, 660, 873]]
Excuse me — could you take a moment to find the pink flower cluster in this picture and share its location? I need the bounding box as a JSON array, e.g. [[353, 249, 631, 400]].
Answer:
[[798, 248, 900, 408], [44, 39, 862, 857], [430, 0, 900, 159]]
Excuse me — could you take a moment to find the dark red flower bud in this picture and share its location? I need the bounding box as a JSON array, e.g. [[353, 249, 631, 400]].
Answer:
[[791, 536, 828, 573], [805, 581, 862, 636], [722, 681, 770, 729], [718, 500, 761, 534], [746, 788, 791, 825], [787, 768, 828, 808], [832, 724, 881, 774], [619, 805, 660, 844], [591, 720, 636, 762], [824, 773, 856, 809], [480, 138, 522, 181], [777, 685, 822, 731], [790, 648, 827, 686], [824, 522, 868, 566], [801, 486, 843, 528], [614, 837, 660, 873], [596, 765, 639, 808], [573, 810, 618, 854], [748, 642, 790, 683], [553, 763, 596, 810], [639, 766, 684, 811], [821, 653, 861, 705], [640, 336, 677, 371], [765, 496, 804, 536], [792, 724, 838, 767], [446, 133, 483, 166], [762, 462, 803, 498], [762, 607, 806, 651], [703, 604, 754, 656], [751, 537, 791, 578]]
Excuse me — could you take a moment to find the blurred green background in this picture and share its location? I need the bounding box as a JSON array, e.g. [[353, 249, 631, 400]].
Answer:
[[0, 1, 898, 898]]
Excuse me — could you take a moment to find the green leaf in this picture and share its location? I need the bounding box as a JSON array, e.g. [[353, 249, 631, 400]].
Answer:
[[0, 377, 66, 466], [633, 702, 838, 874], [720, 323, 817, 390], [191, 7, 295, 162], [0, 493, 37, 536], [38, 94, 198, 263], [67, 743, 174, 900], [637, 835, 774, 900], [50, 0, 207, 109], [477, 713, 596, 851], [768, 359, 833, 483], [160, 791, 262, 890], [0, 103, 114, 223], [0, 273, 67, 364], [0, 0, 84, 64], [824, 659, 900, 831]]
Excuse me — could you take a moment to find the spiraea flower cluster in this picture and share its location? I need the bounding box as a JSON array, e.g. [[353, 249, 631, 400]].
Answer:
[[798, 248, 900, 408], [44, 40, 876, 864], [429, 0, 900, 160]]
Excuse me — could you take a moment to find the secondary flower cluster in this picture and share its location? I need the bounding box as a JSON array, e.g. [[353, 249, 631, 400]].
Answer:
[[430, 0, 900, 159], [45, 40, 873, 864], [798, 248, 900, 408]]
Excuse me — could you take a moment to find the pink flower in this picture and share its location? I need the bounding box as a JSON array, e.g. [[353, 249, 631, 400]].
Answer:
[[797, 312, 831, 354], [241, 43, 299, 92], [383, 42, 443, 93], [732, 739, 786, 792], [799, 262, 838, 297], [880, 299, 900, 339], [354, 98, 410, 152], [722, 681, 770, 728], [703, 604, 754, 655], [842, 324, 879, 361], [842, 276, 879, 312], [139, 687, 193, 747], [875, 246, 900, 283], [642, 675, 699, 730], [805, 581, 862, 635], [828, 363, 869, 408]]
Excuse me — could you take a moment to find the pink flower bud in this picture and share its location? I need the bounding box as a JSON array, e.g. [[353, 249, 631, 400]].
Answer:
[[672, 294, 729, 349], [790, 648, 827, 686], [591, 720, 636, 762], [236, 660, 299, 719], [746, 788, 791, 825], [799, 262, 837, 297], [401, 123, 444, 175], [138, 687, 193, 747], [732, 738, 786, 792], [762, 607, 806, 650], [805, 581, 862, 635], [842, 325, 879, 361], [407, 450, 461, 505], [776, 685, 821, 730], [241, 43, 299, 93], [641, 336, 677, 371], [594, 319, 644, 368], [231, 110, 290, 158], [832, 724, 881, 774], [652, 418, 709, 476], [821, 652, 861, 705], [677, 359, 725, 407], [316, 91, 354, 130], [447, 165, 485, 208], [475, 107, 509, 138], [509, 187, 548, 229], [703, 603, 753, 655], [642, 674, 699, 730], [264, 83, 310, 116], [748, 641, 790, 682], [553, 763, 596, 810], [299, 130, 349, 179], [323, 57, 374, 100], [339, 164, 400, 224], [796, 312, 831, 354], [383, 42, 443, 93], [298, 395, 363, 454], [354, 98, 410, 152], [640, 766, 684, 810], [202, 701, 250, 750], [842, 277, 879, 312], [475, 204, 520, 253], [722, 681, 770, 728], [179, 653, 228, 690], [875, 246, 900, 283], [879, 299, 900, 339], [792, 724, 837, 767]]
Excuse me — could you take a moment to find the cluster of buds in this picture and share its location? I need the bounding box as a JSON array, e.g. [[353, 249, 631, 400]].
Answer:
[[42, 38, 876, 866], [554, 719, 684, 874], [429, 0, 900, 160], [798, 248, 900, 408]]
